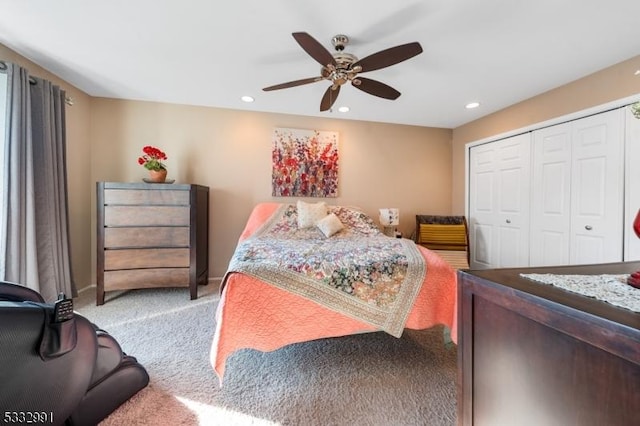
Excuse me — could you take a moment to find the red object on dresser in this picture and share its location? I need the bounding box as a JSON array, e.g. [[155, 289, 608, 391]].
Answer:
[[629, 209, 640, 289]]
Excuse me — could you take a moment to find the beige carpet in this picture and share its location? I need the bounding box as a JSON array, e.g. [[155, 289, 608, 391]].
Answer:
[[75, 284, 457, 426]]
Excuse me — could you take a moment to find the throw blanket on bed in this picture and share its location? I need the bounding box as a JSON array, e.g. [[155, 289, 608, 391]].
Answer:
[[224, 204, 426, 337]]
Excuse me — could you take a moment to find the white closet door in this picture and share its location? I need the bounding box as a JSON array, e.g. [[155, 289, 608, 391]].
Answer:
[[469, 142, 497, 269], [531, 109, 623, 266], [494, 134, 531, 267], [570, 109, 624, 264], [530, 123, 572, 266], [469, 133, 530, 269]]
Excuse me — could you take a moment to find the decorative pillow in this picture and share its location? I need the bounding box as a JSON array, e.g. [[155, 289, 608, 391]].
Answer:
[[316, 213, 344, 238], [297, 200, 328, 229]]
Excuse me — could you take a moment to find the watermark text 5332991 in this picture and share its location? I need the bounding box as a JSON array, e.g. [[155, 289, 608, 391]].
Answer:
[[3, 411, 54, 424]]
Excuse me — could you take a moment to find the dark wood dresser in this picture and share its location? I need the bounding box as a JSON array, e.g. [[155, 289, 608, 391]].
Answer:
[[458, 262, 640, 426], [96, 182, 209, 305]]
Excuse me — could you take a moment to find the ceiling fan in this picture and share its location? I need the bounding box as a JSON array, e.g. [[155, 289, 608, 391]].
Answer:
[[263, 32, 423, 112]]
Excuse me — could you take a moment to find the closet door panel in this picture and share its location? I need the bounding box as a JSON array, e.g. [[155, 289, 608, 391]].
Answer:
[[540, 231, 568, 265], [573, 157, 606, 215], [570, 110, 623, 264], [469, 143, 497, 269], [495, 134, 530, 268], [473, 223, 493, 267], [498, 226, 525, 267], [498, 168, 524, 213], [469, 134, 530, 269], [473, 172, 494, 212], [497, 165, 529, 268], [530, 125, 572, 266], [572, 234, 605, 264]]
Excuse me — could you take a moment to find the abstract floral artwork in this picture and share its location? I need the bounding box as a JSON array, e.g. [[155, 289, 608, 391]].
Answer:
[[272, 128, 339, 197]]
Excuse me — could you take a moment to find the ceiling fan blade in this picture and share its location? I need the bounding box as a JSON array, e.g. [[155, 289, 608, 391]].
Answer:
[[353, 42, 423, 73], [320, 85, 341, 111], [292, 32, 337, 67], [263, 76, 325, 91], [352, 77, 401, 100]]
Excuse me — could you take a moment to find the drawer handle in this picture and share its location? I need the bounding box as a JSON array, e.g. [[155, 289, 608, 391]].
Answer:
[[585, 225, 593, 231]]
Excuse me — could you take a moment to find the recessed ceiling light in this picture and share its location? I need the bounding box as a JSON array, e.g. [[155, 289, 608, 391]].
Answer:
[[635, 69, 640, 76], [465, 102, 480, 109], [241, 95, 254, 103], [338, 106, 350, 113]]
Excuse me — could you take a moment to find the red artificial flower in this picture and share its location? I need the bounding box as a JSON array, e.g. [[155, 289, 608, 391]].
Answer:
[[138, 146, 168, 171]]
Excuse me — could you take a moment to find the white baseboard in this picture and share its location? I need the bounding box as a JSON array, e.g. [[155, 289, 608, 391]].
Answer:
[[77, 284, 95, 294]]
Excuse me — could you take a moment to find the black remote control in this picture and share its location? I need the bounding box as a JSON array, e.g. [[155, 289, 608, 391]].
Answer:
[[53, 298, 74, 322]]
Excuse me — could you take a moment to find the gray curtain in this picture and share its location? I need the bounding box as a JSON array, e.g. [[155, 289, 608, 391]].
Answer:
[[1, 62, 75, 301]]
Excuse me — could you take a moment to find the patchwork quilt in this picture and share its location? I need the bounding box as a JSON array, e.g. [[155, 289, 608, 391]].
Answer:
[[224, 204, 426, 337]]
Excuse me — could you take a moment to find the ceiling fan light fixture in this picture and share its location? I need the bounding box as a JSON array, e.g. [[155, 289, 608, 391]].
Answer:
[[241, 95, 255, 103], [332, 34, 349, 51], [338, 106, 350, 113], [465, 102, 480, 109]]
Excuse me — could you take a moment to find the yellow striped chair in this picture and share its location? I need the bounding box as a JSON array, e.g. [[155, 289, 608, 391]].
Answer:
[[415, 215, 469, 270]]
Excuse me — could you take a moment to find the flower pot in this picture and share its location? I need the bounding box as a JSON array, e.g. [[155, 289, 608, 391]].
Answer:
[[148, 169, 167, 183]]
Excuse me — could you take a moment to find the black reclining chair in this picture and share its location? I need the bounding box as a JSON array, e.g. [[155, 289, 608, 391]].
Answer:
[[0, 281, 149, 426]]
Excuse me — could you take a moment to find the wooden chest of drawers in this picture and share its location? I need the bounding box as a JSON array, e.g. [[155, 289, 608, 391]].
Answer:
[[96, 182, 209, 305]]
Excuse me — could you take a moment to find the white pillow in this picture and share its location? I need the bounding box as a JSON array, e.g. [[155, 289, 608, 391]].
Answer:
[[297, 200, 328, 228], [316, 213, 344, 237]]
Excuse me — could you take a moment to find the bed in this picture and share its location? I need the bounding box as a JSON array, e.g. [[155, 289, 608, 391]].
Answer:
[[211, 202, 458, 382]]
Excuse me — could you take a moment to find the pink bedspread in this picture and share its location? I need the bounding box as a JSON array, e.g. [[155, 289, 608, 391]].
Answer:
[[211, 203, 458, 382]]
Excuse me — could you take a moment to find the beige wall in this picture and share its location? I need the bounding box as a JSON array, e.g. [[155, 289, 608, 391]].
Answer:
[[1, 44, 93, 290], [90, 99, 453, 281], [2, 42, 452, 289], [451, 55, 640, 214], [5, 39, 637, 288]]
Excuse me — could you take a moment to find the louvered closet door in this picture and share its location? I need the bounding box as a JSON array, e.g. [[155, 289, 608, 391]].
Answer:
[[469, 133, 531, 269], [570, 109, 624, 264]]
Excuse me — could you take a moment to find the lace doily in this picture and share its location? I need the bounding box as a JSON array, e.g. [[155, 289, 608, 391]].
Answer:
[[520, 273, 639, 313]]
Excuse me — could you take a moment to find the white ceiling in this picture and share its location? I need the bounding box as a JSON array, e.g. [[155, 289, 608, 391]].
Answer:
[[0, 0, 639, 128]]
